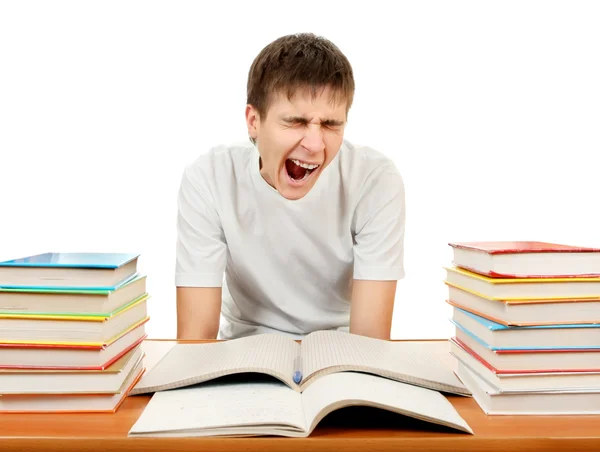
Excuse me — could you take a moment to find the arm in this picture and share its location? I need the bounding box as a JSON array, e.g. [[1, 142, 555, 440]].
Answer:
[[176, 287, 222, 340], [175, 162, 227, 340], [351, 158, 406, 340], [350, 280, 397, 340]]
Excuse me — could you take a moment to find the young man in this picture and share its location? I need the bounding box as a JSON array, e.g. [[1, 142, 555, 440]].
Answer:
[[175, 33, 405, 341]]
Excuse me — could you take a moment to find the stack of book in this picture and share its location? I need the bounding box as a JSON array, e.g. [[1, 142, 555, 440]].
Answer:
[[0, 252, 149, 413], [443, 241, 600, 415]]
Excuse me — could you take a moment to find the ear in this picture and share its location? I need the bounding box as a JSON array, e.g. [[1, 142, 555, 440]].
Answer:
[[245, 104, 260, 141]]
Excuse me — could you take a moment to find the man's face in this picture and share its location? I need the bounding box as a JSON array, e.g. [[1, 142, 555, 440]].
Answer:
[[246, 86, 348, 200]]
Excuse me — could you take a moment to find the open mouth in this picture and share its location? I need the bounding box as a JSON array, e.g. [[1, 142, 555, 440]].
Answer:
[[284, 158, 321, 184]]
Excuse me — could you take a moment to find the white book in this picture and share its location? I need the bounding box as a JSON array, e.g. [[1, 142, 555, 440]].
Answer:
[[456, 362, 600, 415], [130, 330, 470, 397], [128, 372, 473, 437], [450, 340, 600, 393], [452, 327, 600, 372], [0, 356, 145, 413]]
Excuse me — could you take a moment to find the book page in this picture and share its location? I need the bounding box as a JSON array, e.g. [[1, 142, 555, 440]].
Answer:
[[300, 331, 468, 395], [301, 372, 473, 435], [129, 377, 306, 437], [131, 333, 299, 394], [140, 341, 176, 373]]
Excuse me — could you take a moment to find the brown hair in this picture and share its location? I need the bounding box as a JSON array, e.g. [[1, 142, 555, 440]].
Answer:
[[246, 33, 355, 120]]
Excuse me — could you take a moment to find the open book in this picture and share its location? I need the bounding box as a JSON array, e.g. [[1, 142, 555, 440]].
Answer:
[[128, 372, 473, 437], [130, 330, 470, 396]]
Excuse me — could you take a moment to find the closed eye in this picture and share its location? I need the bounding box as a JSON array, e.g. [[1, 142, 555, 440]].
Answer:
[[282, 116, 345, 129], [283, 117, 309, 127], [321, 120, 345, 129]]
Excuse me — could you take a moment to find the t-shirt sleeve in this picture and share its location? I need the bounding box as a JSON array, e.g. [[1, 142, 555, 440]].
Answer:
[[352, 161, 406, 281], [175, 165, 227, 287]]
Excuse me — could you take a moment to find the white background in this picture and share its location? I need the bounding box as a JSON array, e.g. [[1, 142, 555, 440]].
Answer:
[[1, 1, 599, 340]]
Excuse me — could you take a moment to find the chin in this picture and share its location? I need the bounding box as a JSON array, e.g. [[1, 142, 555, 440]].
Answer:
[[279, 187, 311, 200]]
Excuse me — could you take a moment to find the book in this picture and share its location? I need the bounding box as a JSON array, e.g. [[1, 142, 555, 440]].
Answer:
[[455, 362, 600, 415], [448, 241, 600, 278], [0, 252, 140, 289], [451, 330, 600, 373], [445, 283, 600, 326], [0, 355, 145, 413], [128, 372, 473, 437], [450, 338, 600, 392], [130, 330, 470, 396], [0, 294, 149, 343], [0, 319, 148, 368], [0, 344, 143, 394], [444, 266, 600, 300], [451, 307, 600, 349], [0, 274, 147, 315]]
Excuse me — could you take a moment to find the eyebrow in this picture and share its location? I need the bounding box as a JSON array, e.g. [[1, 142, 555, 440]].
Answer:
[[282, 115, 345, 127]]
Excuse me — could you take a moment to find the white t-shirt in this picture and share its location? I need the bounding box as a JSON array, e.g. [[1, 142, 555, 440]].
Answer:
[[175, 139, 406, 339]]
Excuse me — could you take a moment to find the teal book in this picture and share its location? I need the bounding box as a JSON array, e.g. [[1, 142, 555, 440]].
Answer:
[[451, 307, 600, 351], [0, 274, 147, 316], [0, 252, 140, 290]]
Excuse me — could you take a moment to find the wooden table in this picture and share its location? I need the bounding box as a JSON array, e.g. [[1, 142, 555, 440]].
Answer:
[[1, 339, 599, 451]]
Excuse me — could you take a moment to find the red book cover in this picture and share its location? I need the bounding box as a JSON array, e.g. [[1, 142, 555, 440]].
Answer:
[[448, 241, 600, 278], [0, 335, 146, 370], [450, 337, 600, 374], [449, 241, 600, 255]]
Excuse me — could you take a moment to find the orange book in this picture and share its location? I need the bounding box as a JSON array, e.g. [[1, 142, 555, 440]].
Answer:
[[444, 283, 600, 326], [444, 266, 600, 301], [0, 318, 148, 369]]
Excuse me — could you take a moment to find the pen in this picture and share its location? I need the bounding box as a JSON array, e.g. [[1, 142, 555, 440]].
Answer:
[[293, 355, 303, 384]]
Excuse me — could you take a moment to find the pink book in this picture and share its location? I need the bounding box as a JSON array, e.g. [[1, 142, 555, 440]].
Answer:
[[449, 241, 600, 278]]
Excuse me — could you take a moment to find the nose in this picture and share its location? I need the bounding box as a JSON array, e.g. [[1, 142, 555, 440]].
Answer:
[[300, 124, 325, 154]]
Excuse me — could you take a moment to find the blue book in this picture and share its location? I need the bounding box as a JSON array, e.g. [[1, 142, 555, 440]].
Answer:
[[0, 252, 140, 290], [451, 307, 600, 351]]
